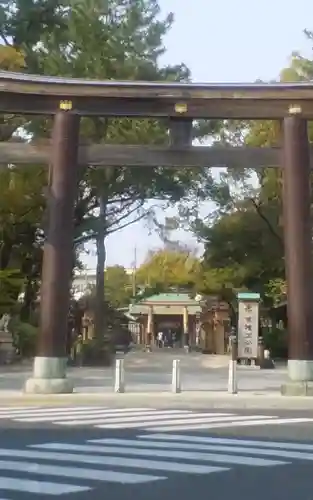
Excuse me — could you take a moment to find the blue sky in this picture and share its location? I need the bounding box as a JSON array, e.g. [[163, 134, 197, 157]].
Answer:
[[82, 0, 313, 269]]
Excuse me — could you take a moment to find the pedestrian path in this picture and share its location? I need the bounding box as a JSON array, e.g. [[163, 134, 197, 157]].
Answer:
[[0, 434, 313, 496], [0, 405, 312, 431]]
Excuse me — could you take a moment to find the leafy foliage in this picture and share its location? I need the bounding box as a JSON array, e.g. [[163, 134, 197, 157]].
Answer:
[[0, 269, 24, 313], [0, 0, 212, 346], [104, 266, 133, 308], [9, 317, 38, 357], [136, 248, 200, 290], [186, 29, 313, 312]]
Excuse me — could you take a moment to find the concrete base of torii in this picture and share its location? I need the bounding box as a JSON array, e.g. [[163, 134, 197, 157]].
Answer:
[[281, 360, 313, 396], [24, 356, 74, 394]]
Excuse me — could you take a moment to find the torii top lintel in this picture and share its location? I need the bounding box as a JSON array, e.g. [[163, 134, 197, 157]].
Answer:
[[1, 71, 313, 119]]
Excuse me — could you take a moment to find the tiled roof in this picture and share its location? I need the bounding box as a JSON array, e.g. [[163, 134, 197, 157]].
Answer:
[[141, 293, 197, 303]]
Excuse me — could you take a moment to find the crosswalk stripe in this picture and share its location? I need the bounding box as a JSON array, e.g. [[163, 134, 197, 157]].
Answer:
[[95, 414, 276, 429], [88, 438, 313, 461], [0, 459, 165, 484], [1, 407, 312, 433], [0, 407, 151, 419], [0, 476, 89, 495], [146, 417, 311, 432], [0, 447, 224, 475], [0, 406, 41, 412], [0, 432, 312, 493], [58, 412, 232, 427], [0, 406, 102, 416], [32, 442, 288, 467], [14, 409, 196, 424], [140, 434, 313, 451]]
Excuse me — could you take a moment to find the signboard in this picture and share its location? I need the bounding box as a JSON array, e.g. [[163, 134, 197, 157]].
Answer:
[[237, 300, 259, 359]]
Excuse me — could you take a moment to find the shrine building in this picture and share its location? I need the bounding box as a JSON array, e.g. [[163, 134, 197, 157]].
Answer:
[[128, 292, 231, 354]]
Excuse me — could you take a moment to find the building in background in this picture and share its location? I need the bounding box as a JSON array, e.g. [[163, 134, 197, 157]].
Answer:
[[129, 292, 231, 353], [72, 268, 134, 301]]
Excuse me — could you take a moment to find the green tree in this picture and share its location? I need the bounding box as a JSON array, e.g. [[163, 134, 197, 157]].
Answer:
[[0, 0, 218, 345], [198, 200, 283, 294], [0, 165, 46, 318], [0, 45, 27, 142], [0, 269, 24, 314], [104, 266, 133, 308], [0, 0, 67, 66], [136, 248, 200, 291], [186, 30, 313, 309], [0, 45, 45, 321], [19, 0, 210, 341]]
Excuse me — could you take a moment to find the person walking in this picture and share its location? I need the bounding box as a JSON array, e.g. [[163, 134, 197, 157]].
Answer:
[[157, 330, 164, 348]]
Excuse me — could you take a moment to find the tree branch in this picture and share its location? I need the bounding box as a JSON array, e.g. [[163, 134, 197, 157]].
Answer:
[[106, 195, 138, 205], [249, 197, 283, 248], [106, 200, 146, 229], [106, 211, 148, 235], [106, 199, 143, 219], [73, 200, 147, 245], [0, 32, 13, 47]]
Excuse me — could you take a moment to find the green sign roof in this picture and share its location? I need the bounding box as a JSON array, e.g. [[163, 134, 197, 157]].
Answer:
[[237, 292, 260, 300]]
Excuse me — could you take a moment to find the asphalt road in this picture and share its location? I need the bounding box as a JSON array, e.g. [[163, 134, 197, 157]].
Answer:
[[0, 407, 312, 438], [0, 409, 312, 499]]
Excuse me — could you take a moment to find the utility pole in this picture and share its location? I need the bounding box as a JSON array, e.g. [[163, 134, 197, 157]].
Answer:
[[132, 246, 137, 297]]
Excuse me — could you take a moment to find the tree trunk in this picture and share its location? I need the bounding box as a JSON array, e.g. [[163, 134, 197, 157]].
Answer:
[[0, 241, 13, 270], [20, 277, 38, 322], [94, 194, 107, 342]]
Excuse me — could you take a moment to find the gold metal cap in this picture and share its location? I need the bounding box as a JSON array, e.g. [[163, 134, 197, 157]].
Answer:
[[288, 104, 302, 114], [174, 102, 188, 114]]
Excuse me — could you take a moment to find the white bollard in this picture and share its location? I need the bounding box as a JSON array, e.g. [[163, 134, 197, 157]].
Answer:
[[114, 358, 125, 393], [228, 358, 237, 394], [228, 336, 238, 394], [172, 359, 181, 393]]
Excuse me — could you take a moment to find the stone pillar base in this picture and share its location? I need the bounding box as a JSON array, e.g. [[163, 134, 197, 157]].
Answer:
[[281, 381, 313, 396], [260, 358, 275, 369], [24, 356, 73, 394], [281, 359, 313, 396]]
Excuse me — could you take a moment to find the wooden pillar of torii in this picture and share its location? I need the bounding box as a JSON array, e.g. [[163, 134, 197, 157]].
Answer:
[[281, 109, 313, 395], [25, 109, 80, 393]]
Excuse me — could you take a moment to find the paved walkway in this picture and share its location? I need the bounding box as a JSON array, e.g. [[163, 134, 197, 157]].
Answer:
[[0, 352, 304, 409], [0, 351, 288, 394]]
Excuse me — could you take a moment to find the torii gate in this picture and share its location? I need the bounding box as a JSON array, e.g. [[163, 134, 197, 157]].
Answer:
[[0, 73, 312, 396]]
